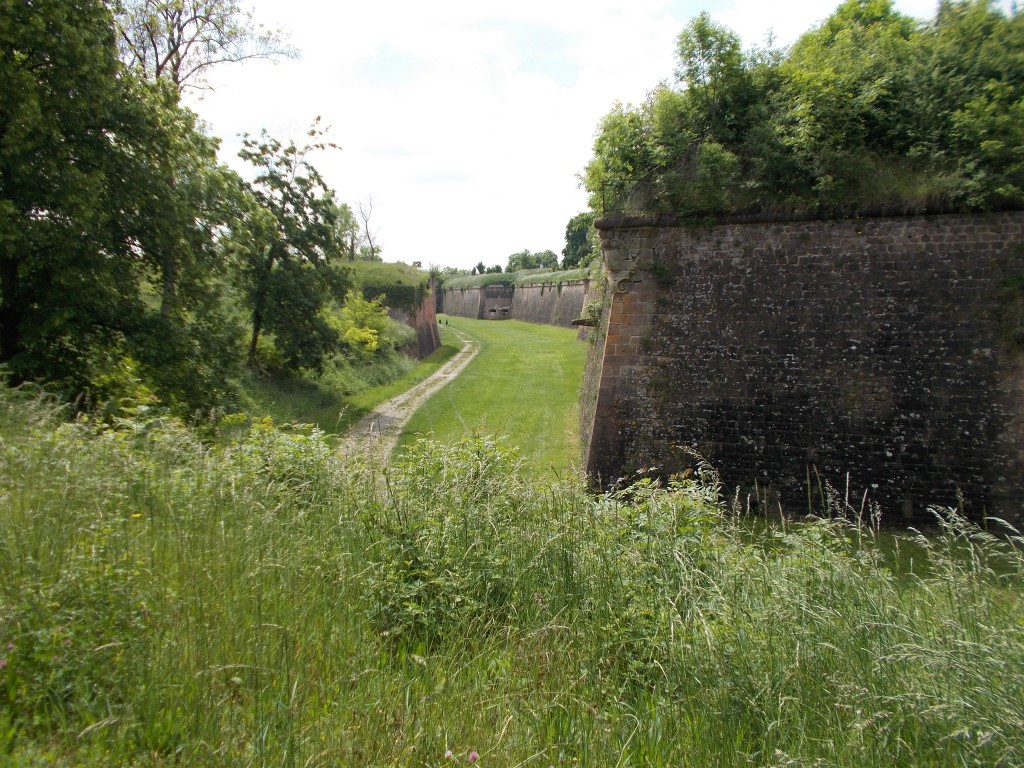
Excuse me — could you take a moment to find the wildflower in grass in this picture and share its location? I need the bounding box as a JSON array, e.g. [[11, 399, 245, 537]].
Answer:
[[0, 657, 7, 669], [445, 750, 453, 759], [468, 751, 479, 762]]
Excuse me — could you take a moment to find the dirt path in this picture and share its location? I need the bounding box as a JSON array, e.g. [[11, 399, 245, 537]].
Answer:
[[338, 327, 479, 465]]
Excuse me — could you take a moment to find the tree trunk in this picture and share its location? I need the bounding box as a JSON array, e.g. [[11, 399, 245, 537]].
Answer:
[[160, 248, 176, 317], [0, 255, 23, 377], [246, 245, 276, 367], [247, 303, 264, 367]]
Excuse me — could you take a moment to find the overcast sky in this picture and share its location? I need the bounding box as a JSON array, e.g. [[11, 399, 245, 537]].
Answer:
[[187, 0, 951, 271]]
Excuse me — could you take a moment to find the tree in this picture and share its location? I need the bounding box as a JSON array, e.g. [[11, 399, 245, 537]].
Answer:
[[506, 249, 559, 273], [675, 12, 747, 142], [583, 2, 1024, 218], [776, 0, 920, 206], [561, 212, 595, 269], [1, 0, 136, 391], [357, 196, 382, 261], [914, 0, 1024, 208], [122, 83, 250, 411], [583, 103, 658, 214], [0, 0, 250, 411], [113, 0, 296, 323], [114, 0, 296, 92], [334, 202, 360, 260], [234, 120, 349, 371]]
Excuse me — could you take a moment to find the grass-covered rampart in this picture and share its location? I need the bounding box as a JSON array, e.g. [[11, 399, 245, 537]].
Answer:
[[351, 260, 432, 313], [2, 384, 1023, 766], [442, 268, 590, 291]]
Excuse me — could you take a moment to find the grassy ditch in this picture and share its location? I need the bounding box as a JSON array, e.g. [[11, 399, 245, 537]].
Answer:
[[1, 387, 1022, 767], [397, 315, 587, 476], [237, 332, 461, 440]]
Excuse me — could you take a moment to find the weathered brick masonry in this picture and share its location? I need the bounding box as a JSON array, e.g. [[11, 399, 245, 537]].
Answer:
[[584, 212, 1024, 525], [387, 285, 441, 359]]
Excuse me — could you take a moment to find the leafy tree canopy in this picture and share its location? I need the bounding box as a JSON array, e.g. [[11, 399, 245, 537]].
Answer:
[[1, 0, 247, 412], [506, 249, 559, 273], [561, 212, 596, 269], [233, 120, 349, 372], [114, 0, 296, 91], [585, 0, 1024, 218]]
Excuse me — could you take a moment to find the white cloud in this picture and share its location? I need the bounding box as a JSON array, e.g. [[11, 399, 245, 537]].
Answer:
[[186, 0, 971, 271]]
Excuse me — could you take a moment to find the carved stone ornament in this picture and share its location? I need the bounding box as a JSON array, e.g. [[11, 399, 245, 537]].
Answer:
[[600, 228, 658, 293]]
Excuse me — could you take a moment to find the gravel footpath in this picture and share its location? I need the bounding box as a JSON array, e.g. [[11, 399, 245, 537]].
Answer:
[[337, 327, 479, 466]]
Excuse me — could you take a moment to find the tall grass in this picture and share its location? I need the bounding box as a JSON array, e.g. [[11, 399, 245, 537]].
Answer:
[[1, 386, 1022, 766]]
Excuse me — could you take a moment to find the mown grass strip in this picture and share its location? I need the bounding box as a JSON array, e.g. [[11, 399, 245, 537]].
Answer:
[[396, 315, 587, 475]]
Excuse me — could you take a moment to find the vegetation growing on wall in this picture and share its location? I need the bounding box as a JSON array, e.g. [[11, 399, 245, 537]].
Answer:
[[442, 272, 517, 290], [350, 260, 431, 314], [586, 0, 1024, 218]]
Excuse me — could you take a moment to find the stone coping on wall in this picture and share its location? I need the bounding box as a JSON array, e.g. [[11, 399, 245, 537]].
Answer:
[[594, 204, 1024, 233]]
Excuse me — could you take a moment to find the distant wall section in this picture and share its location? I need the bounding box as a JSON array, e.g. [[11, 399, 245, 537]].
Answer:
[[441, 287, 484, 319], [442, 280, 590, 328]]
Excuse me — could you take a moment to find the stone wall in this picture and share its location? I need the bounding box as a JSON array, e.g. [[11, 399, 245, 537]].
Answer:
[[480, 285, 515, 320], [442, 280, 590, 328], [388, 284, 440, 359], [441, 286, 484, 319], [584, 212, 1024, 525], [511, 281, 591, 327]]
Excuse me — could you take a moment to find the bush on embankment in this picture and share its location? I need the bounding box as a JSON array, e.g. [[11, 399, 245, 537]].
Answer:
[[1, 384, 1022, 766]]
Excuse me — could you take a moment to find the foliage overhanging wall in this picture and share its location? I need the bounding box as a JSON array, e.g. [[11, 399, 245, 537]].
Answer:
[[584, 211, 1024, 525]]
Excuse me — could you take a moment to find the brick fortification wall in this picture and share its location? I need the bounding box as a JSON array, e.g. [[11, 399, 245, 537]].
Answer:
[[585, 212, 1024, 525], [440, 286, 483, 319], [480, 285, 516, 319], [442, 281, 590, 328], [511, 281, 591, 327], [412, 286, 440, 358], [388, 285, 441, 359]]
